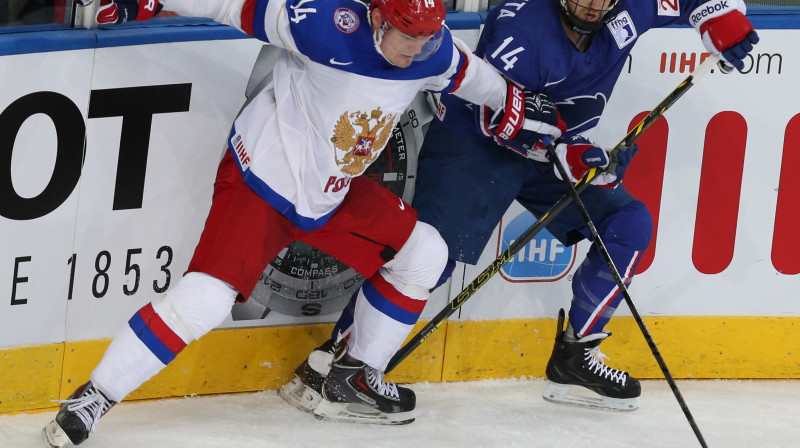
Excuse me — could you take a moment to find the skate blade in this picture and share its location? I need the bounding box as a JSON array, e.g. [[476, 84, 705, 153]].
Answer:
[[278, 376, 322, 413], [313, 399, 414, 425], [42, 420, 70, 448], [542, 382, 639, 412]]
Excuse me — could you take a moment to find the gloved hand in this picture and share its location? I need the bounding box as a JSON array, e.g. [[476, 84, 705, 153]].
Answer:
[[552, 136, 638, 187], [482, 83, 566, 159], [603, 144, 638, 187], [76, 0, 162, 24], [690, 0, 759, 72]]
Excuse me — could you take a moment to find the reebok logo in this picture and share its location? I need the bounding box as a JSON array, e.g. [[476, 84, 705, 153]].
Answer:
[[690, 1, 731, 26], [585, 156, 604, 163]]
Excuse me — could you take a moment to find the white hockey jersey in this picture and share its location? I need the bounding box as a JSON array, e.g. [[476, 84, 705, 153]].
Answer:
[[164, 0, 506, 231]]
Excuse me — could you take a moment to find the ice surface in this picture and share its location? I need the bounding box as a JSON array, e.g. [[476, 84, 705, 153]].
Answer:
[[2, 378, 798, 448]]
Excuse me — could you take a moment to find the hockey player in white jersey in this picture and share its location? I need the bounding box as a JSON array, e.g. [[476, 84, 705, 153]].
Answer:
[[42, 0, 566, 445]]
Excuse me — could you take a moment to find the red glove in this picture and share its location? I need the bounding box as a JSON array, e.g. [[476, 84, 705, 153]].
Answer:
[[552, 136, 638, 188], [553, 136, 609, 182], [91, 0, 162, 24], [690, 0, 759, 72], [481, 83, 566, 159]]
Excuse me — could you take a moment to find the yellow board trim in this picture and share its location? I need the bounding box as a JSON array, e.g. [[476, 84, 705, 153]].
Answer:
[[2, 316, 798, 414]]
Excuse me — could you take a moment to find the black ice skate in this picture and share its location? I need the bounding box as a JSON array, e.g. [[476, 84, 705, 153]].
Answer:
[[278, 338, 335, 412], [543, 309, 641, 412], [314, 341, 415, 425], [42, 381, 116, 447]]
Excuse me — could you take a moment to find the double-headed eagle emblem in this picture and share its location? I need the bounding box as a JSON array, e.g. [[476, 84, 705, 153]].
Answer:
[[331, 108, 397, 176]]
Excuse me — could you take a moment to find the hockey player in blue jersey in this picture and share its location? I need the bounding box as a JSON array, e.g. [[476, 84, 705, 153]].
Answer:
[[407, 0, 758, 411], [282, 0, 760, 416], [42, 0, 564, 445]]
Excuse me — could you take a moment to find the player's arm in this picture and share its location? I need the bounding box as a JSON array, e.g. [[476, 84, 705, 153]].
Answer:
[[84, 0, 289, 47], [438, 35, 563, 159], [434, 38, 509, 113]]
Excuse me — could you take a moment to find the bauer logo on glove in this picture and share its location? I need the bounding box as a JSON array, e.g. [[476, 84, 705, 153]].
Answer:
[[480, 84, 566, 160]]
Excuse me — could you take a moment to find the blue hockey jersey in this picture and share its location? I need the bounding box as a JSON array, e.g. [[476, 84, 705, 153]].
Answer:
[[436, 0, 711, 143]]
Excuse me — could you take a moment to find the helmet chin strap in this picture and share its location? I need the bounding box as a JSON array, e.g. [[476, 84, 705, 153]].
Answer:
[[369, 9, 398, 66]]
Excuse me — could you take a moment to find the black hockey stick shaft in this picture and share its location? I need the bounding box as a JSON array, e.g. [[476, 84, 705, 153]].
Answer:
[[544, 135, 708, 448], [385, 54, 719, 375], [385, 186, 583, 373]]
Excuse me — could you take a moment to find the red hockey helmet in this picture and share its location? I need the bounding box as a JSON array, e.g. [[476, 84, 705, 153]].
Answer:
[[371, 0, 446, 38]]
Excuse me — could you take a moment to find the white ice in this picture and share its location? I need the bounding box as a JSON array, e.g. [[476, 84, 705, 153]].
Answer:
[[2, 378, 798, 447]]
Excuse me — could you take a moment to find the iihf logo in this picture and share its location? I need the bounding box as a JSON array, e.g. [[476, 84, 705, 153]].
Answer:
[[498, 211, 576, 282], [608, 11, 637, 49]]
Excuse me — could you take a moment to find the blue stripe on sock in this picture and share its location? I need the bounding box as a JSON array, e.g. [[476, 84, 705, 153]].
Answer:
[[361, 280, 419, 325], [128, 312, 177, 365]]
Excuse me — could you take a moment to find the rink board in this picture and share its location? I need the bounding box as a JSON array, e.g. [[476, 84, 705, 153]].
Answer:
[[1, 12, 800, 414], [2, 315, 798, 414]]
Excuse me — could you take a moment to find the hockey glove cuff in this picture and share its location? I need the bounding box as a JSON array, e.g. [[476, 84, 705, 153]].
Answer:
[[481, 83, 566, 160]]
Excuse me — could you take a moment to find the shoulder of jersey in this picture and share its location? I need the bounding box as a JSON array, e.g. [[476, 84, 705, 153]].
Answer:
[[287, 0, 371, 63]]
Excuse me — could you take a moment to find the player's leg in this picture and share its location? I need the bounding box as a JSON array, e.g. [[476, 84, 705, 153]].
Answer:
[[44, 152, 294, 447], [568, 200, 653, 337], [519, 177, 652, 411], [546, 200, 652, 411], [279, 257, 457, 414], [289, 176, 446, 424], [279, 121, 530, 416], [283, 121, 524, 420], [413, 120, 532, 265]]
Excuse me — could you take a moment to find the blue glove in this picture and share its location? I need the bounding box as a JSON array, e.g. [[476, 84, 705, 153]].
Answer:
[[690, 0, 759, 72], [604, 144, 639, 187]]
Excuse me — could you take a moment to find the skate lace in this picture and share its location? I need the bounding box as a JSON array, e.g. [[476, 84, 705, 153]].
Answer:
[[366, 366, 399, 399], [57, 387, 113, 433], [585, 347, 628, 386]]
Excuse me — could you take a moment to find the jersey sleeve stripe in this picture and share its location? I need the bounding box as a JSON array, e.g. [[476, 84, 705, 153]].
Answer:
[[240, 0, 271, 42], [446, 48, 469, 93], [240, 0, 257, 37]]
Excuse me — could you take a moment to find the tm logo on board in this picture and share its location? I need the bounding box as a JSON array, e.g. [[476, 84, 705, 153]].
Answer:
[[497, 211, 577, 282]]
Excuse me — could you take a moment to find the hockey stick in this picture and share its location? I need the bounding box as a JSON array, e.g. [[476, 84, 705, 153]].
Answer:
[[385, 54, 720, 376], [543, 135, 708, 448]]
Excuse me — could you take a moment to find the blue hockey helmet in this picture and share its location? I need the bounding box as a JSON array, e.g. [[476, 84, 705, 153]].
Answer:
[[559, 0, 624, 35]]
